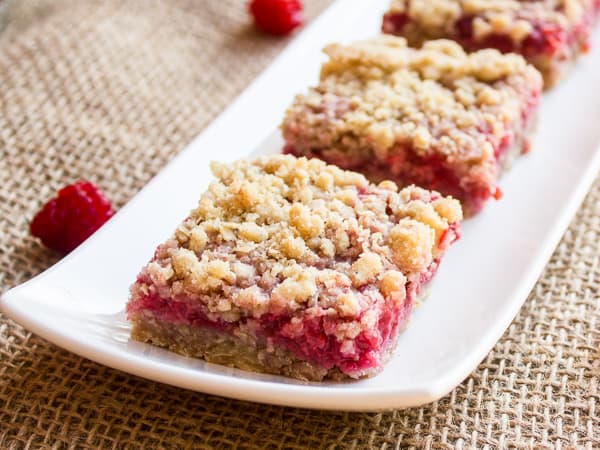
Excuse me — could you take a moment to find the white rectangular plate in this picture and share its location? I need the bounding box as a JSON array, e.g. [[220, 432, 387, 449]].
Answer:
[[3, 0, 600, 412]]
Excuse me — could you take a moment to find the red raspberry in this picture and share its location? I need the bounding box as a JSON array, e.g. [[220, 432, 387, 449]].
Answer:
[[249, 0, 304, 36], [30, 181, 114, 254]]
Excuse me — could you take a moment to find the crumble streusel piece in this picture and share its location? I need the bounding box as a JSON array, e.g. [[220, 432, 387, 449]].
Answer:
[[281, 36, 542, 215], [382, 0, 600, 88], [126, 155, 462, 381]]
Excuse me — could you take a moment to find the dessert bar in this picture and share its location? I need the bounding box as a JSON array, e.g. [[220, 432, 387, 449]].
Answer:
[[282, 36, 542, 215], [127, 155, 462, 381], [382, 0, 600, 88]]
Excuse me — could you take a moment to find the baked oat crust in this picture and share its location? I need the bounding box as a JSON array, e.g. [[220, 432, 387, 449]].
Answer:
[[281, 36, 542, 214], [383, 0, 600, 87], [127, 155, 462, 379]]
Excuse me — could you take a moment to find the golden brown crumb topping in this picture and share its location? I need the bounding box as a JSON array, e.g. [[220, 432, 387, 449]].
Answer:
[[132, 155, 462, 323], [387, 0, 594, 44], [282, 36, 541, 164], [320, 35, 529, 82]]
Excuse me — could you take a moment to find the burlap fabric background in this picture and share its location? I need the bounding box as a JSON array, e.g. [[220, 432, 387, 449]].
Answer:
[[1, 1, 599, 448]]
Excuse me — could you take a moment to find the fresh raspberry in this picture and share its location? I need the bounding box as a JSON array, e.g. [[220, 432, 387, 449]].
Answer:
[[249, 0, 304, 36], [30, 181, 114, 254]]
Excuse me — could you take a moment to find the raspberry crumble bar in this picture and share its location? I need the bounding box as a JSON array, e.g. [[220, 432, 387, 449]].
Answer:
[[126, 155, 462, 381], [281, 36, 542, 215], [382, 0, 600, 88]]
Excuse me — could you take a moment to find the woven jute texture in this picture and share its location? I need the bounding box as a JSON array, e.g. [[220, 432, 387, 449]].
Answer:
[[1, 1, 599, 448]]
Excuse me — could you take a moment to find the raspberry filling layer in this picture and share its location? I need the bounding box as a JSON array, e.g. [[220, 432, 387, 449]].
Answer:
[[383, 2, 600, 59], [126, 260, 444, 376], [285, 91, 539, 216]]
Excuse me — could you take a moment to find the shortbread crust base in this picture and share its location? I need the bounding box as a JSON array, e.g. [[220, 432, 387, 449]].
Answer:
[[129, 307, 412, 382]]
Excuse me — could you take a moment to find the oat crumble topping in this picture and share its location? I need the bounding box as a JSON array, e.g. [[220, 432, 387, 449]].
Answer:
[[130, 155, 462, 324], [282, 35, 541, 168], [387, 0, 594, 44]]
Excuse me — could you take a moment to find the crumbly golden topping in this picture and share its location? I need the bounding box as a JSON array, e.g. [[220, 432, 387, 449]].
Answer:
[[132, 155, 462, 324], [320, 35, 529, 82], [282, 36, 541, 165], [387, 0, 594, 44]]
